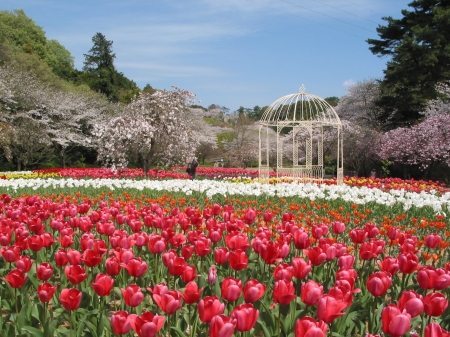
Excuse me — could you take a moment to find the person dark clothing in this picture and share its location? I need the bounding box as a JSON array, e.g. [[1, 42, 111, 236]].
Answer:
[[188, 158, 198, 180]]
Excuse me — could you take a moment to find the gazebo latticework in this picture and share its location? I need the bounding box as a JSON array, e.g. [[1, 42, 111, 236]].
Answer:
[[259, 85, 343, 184]]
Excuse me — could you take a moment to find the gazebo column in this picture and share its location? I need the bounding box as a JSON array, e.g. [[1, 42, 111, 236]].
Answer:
[[292, 126, 298, 167], [277, 124, 283, 177], [305, 125, 312, 168], [317, 127, 323, 179], [337, 125, 344, 184]]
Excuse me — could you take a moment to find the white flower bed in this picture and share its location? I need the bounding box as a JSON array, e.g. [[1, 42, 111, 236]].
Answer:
[[1, 178, 449, 213]]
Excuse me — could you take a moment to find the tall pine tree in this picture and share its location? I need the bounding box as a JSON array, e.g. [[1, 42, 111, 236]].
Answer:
[[83, 33, 118, 101], [367, 0, 450, 128]]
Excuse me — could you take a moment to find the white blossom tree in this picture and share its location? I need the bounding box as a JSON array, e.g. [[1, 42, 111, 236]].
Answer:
[[94, 87, 198, 172], [335, 79, 382, 128], [0, 61, 117, 168]]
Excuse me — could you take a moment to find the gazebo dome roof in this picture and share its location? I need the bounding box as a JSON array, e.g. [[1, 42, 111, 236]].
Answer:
[[260, 85, 341, 126]]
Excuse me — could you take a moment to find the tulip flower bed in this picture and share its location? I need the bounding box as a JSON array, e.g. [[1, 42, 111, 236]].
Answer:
[[32, 168, 190, 180], [0, 178, 450, 337]]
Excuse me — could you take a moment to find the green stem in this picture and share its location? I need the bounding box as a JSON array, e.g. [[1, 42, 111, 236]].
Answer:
[[70, 310, 73, 337], [370, 297, 377, 334], [278, 305, 281, 337], [14, 288, 18, 315]]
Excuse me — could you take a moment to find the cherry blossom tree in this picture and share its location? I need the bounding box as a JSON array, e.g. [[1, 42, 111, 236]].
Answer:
[[378, 113, 450, 172], [335, 79, 382, 128], [94, 87, 197, 172], [0, 61, 117, 168]]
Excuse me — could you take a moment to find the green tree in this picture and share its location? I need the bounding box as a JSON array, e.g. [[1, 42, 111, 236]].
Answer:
[[83, 33, 118, 101], [367, 0, 450, 127], [0, 9, 75, 81], [324, 96, 339, 107]]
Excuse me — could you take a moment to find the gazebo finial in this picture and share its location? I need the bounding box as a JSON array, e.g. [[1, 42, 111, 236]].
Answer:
[[299, 84, 306, 94]]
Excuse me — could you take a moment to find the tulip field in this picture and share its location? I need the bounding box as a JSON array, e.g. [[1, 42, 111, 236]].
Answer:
[[0, 168, 450, 337]]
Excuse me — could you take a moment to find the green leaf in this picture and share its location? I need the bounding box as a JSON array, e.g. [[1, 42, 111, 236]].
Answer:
[[170, 325, 188, 337], [20, 326, 44, 337], [255, 319, 275, 337]]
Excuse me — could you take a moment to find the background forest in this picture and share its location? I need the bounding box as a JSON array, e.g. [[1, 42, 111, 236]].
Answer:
[[1, 2, 450, 183]]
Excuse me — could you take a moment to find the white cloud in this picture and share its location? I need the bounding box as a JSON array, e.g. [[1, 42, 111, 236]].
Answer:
[[343, 79, 356, 86]]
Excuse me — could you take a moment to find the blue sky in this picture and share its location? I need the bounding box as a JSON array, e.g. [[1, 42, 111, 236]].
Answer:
[[3, 0, 410, 111]]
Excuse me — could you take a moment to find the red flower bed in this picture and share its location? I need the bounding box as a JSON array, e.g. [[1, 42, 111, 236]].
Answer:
[[0, 193, 449, 336], [34, 167, 190, 179]]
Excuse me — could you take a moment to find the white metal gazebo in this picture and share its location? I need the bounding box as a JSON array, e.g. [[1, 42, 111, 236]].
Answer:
[[259, 85, 343, 184]]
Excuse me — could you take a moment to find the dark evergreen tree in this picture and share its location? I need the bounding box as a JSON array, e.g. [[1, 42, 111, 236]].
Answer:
[[83, 33, 118, 101], [367, 0, 450, 128]]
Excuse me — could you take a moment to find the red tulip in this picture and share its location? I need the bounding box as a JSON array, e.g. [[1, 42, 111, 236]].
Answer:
[[110, 311, 132, 335], [181, 281, 203, 304], [64, 265, 88, 285], [417, 267, 438, 289], [153, 289, 182, 314], [425, 234, 442, 249], [66, 248, 82, 265], [304, 247, 326, 266], [2, 246, 20, 262], [350, 228, 367, 244], [317, 295, 347, 323], [181, 244, 194, 260], [105, 256, 121, 276], [291, 257, 312, 280], [54, 249, 69, 267], [148, 234, 166, 254], [128, 311, 165, 337], [221, 277, 243, 302], [3, 269, 27, 288], [381, 304, 411, 337], [228, 249, 248, 271], [423, 292, 449, 317], [209, 314, 235, 337], [366, 271, 392, 297], [273, 280, 296, 305], [301, 280, 324, 306], [37, 262, 54, 281], [231, 303, 259, 332], [91, 273, 114, 296], [338, 254, 355, 269], [259, 240, 281, 264], [225, 232, 250, 251], [435, 269, 450, 290], [198, 296, 225, 322], [293, 229, 311, 250], [28, 235, 43, 251], [274, 263, 294, 281], [388, 227, 400, 240], [332, 221, 345, 234], [243, 279, 266, 303], [295, 316, 328, 337], [167, 256, 187, 276], [37, 282, 57, 302], [424, 323, 450, 337], [121, 258, 148, 278], [16, 255, 33, 273], [398, 252, 420, 274], [208, 265, 217, 284], [194, 236, 211, 257], [121, 284, 144, 307], [377, 256, 399, 275], [398, 290, 424, 318], [214, 247, 229, 264], [359, 240, 384, 260], [364, 222, 379, 238], [263, 211, 274, 223], [82, 249, 103, 267], [60, 288, 82, 311], [181, 265, 198, 283]]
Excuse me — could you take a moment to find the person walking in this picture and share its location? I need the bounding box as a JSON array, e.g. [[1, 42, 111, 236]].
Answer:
[[188, 157, 198, 180]]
